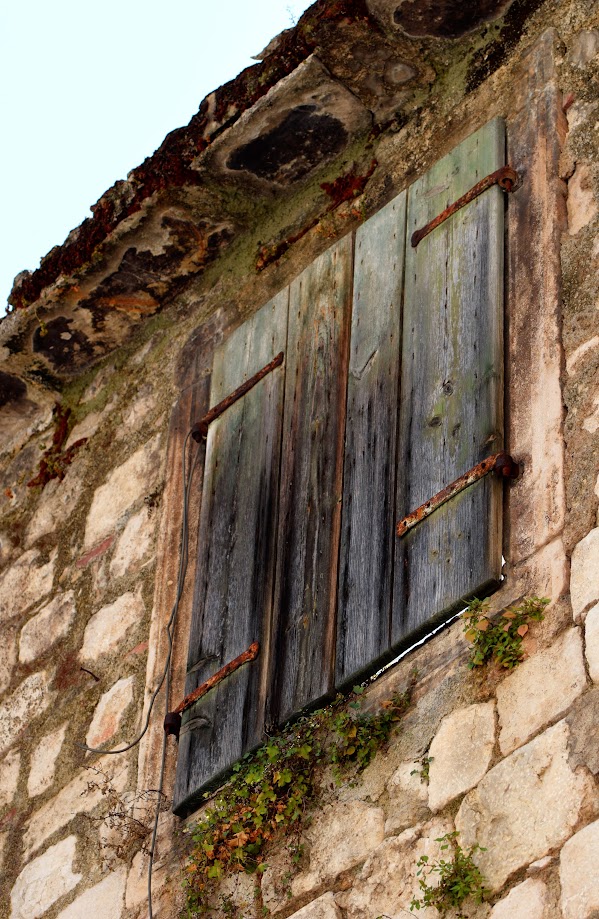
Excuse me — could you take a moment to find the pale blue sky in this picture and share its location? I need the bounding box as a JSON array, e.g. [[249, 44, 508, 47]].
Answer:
[[0, 0, 313, 314]]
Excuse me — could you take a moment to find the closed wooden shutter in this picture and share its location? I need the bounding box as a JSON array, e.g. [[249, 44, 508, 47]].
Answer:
[[174, 118, 506, 812], [173, 292, 288, 816]]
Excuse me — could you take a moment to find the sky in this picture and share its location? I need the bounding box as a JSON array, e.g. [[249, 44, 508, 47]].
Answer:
[[0, 0, 314, 315]]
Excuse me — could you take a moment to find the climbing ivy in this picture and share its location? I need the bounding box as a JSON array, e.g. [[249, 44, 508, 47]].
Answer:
[[183, 684, 412, 914], [410, 831, 489, 918]]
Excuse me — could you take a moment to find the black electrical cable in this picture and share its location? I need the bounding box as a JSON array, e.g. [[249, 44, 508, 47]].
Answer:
[[77, 429, 201, 919]]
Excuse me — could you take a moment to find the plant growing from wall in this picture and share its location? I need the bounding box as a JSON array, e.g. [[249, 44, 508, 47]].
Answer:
[[183, 684, 413, 915], [409, 831, 488, 918], [462, 596, 549, 669]]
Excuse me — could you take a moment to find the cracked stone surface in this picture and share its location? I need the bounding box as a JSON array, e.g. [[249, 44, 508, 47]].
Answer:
[[10, 836, 81, 919], [427, 701, 496, 811]]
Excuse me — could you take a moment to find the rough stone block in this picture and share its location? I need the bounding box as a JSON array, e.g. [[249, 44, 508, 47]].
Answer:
[[584, 602, 599, 682], [79, 590, 145, 661], [0, 671, 53, 757], [0, 550, 55, 622], [427, 702, 495, 812], [384, 760, 429, 835], [0, 749, 20, 810], [456, 721, 594, 892], [86, 677, 135, 748], [56, 869, 126, 919], [19, 591, 77, 664], [10, 836, 81, 919], [583, 393, 599, 434], [568, 163, 598, 235], [25, 474, 83, 546], [83, 435, 162, 549], [566, 685, 599, 776], [23, 752, 129, 858], [340, 818, 451, 919], [28, 723, 67, 798], [560, 819, 599, 919], [288, 893, 341, 919], [567, 29, 599, 67], [291, 801, 385, 898], [571, 527, 599, 619], [109, 508, 155, 579], [496, 628, 587, 755], [489, 878, 548, 918]]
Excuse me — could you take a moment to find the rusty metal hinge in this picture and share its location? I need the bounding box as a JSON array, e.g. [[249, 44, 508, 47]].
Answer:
[[411, 165, 520, 248], [191, 352, 284, 442], [396, 452, 519, 538], [164, 642, 260, 739]]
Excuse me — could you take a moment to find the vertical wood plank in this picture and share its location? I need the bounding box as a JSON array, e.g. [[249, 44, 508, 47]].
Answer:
[[270, 234, 353, 725], [335, 192, 407, 689], [393, 118, 505, 649], [173, 291, 288, 816]]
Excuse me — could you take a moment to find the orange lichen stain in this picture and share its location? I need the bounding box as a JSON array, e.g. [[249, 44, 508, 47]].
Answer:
[[95, 293, 159, 315]]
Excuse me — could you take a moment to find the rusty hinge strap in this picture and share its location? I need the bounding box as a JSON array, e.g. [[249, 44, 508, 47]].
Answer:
[[396, 452, 519, 538], [175, 641, 260, 716], [192, 352, 284, 442], [411, 166, 520, 248]]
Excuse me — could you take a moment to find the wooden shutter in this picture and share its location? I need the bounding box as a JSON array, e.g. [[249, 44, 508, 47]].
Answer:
[[269, 235, 353, 725], [173, 291, 288, 817], [393, 118, 504, 647], [335, 192, 407, 687]]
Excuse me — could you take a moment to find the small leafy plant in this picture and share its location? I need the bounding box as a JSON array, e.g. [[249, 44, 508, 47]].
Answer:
[[411, 755, 433, 783], [183, 684, 412, 914], [410, 831, 488, 918], [462, 596, 549, 669]]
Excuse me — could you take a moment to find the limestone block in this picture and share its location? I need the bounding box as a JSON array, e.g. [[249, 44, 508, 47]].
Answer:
[[79, 589, 145, 661], [303, 800, 385, 884], [0, 671, 53, 757], [585, 602, 599, 682], [571, 527, 599, 619], [427, 702, 495, 811], [121, 384, 156, 431], [583, 393, 599, 434], [56, 869, 126, 919], [86, 677, 135, 748], [25, 474, 83, 546], [23, 752, 129, 858], [566, 685, 599, 776], [489, 878, 547, 918], [10, 836, 82, 919], [0, 549, 55, 622], [83, 434, 162, 549], [456, 721, 594, 892], [496, 628, 587, 755], [289, 893, 341, 919], [341, 818, 451, 919], [0, 749, 20, 810], [19, 590, 77, 663], [566, 335, 599, 375], [559, 819, 599, 919], [28, 723, 67, 797], [109, 507, 155, 579], [568, 163, 598, 235], [384, 760, 429, 835], [567, 30, 599, 67]]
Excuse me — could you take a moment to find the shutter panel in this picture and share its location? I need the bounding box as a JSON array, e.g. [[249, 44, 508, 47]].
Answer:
[[392, 118, 505, 648], [270, 234, 353, 725], [173, 291, 288, 817], [335, 192, 407, 688]]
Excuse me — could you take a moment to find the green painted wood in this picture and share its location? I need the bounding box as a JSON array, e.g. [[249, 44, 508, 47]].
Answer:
[[270, 234, 353, 725], [393, 118, 505, 649], [173, 291, 288, 817], [335, 191, 407, 689]]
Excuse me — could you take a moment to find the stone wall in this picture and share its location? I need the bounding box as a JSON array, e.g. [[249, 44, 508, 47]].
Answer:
[[1, 2, 599, 918]]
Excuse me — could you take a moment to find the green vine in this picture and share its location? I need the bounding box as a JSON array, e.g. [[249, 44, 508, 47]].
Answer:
[[462, 596, 549, 669], [183, 685, 412, 914], [410, 831, 488, 918]]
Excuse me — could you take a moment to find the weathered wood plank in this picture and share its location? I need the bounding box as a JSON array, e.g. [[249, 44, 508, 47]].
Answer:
[[393, 118, 505, 649], [335, 192, 407, 689], [173, 291, 288, 816], [270, 234, 353, 725]]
